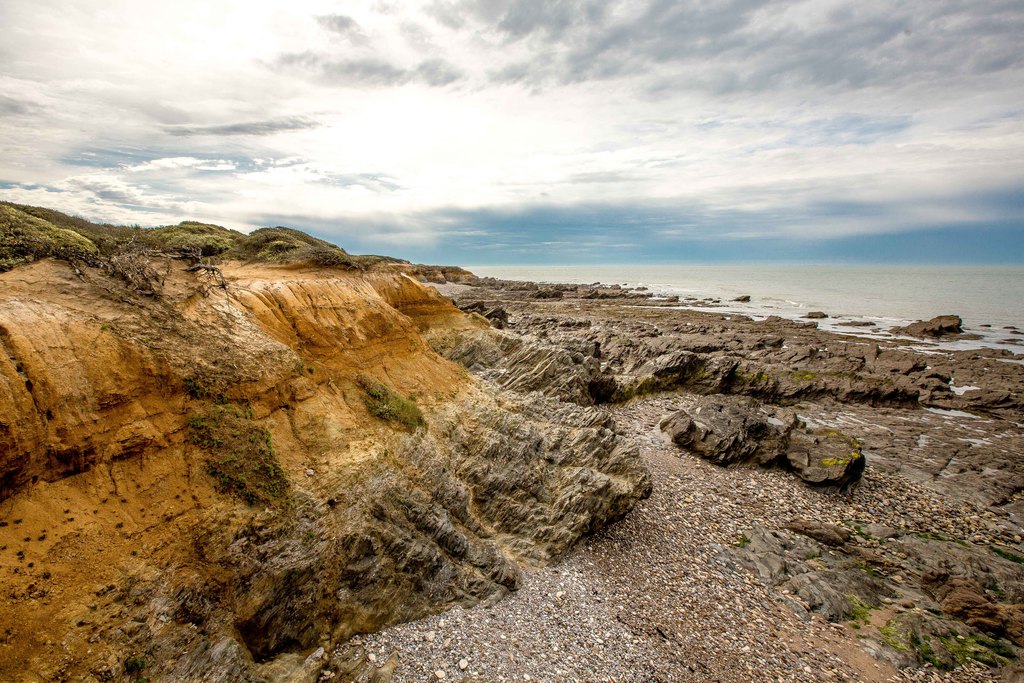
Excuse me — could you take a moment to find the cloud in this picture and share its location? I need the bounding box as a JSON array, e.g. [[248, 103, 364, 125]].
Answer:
[[276, 52, 464, 87], [0, 0, 1021, 264], [162, 116, 321, 137], [123, 157, 238, 173], [0, 94, 34, 117], [316, 14, 369, 45], [461, 0, 1024, 95]]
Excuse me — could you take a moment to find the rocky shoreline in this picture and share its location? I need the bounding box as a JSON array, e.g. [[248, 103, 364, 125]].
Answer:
[[331, 275, 1024, 682], [2, 219, 1022, 681]]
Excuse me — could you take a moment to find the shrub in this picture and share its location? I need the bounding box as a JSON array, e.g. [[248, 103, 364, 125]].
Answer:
[[187, 405, 289, 505], [124, 655, 146, 673], [149, 222, 240, 256], [0, 204, 99, 271], [357, 375, 425, 429]]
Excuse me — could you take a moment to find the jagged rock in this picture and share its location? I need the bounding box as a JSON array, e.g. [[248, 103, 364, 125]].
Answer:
[[658, 395, 792, 466], [458, 301, 509, 328], [893, 314, 964, 338], [102, 391, 650, 679], [658, 395, 863, 488], [785, 428, 865, 490], [435, 330, 616, 405], [0, 259, 654, 680], [730, 526, 888, 621], [923, 572, 1024, 644]]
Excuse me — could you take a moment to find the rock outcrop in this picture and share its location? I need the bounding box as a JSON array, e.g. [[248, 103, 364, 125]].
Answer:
[[893, 314, 964, 338], [0, 243, 650, 681], [729, 523, 1024, 671], [658, 395, 865, 489]]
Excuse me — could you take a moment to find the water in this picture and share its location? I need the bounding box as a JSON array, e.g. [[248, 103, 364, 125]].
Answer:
[[464, 264, 1024, 352]]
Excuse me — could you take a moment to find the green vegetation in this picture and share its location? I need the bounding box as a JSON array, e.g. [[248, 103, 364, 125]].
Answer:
[[124, 655, 146, 674], [735, 532, 751, 548], [229, 226, 358, 266], [733, 369, 772, 385], [358, 375, 425, 429], [845, 595, 872, 628], [149, 221, 238, 256], [187, 404, 289, 506], [0, 200, 384, 275], [0, 204, 99, 271], [880, 621, 912, 652], [820, 452, 863, 467], [940, 633, 1016, 668], [990, 545, 1024, 564], [183, 376, 229, 403], [845, 522, 872, 540], [911, 632, 950, 670]]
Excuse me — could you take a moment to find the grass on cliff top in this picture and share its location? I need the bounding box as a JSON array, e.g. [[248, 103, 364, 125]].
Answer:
[[0, 200, 391, 272], [0, 203, 100, 271], [358, 374, 425, 430], [188, 404, 290, 506]]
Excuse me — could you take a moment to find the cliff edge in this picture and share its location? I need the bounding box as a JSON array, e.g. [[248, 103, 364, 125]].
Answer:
[[0, 204, 651, 681]]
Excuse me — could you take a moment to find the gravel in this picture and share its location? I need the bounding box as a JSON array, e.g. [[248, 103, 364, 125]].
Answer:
[[346, 396, 1004, 683]]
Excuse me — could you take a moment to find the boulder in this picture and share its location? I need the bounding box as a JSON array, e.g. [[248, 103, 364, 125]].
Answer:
[[785, 428, 865, 490], [893, 315, 964, 338], [804, 311, 828, 319], [923, 573, 1007, 635], [658, 395, 793, 466], [732, 295, 751, 302], [659, 395, 864, 489]]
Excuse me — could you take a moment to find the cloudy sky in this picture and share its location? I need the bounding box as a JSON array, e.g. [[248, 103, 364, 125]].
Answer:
[[1, 0, 1022, 263]]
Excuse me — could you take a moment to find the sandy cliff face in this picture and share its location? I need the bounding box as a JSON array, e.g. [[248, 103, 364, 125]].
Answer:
[[0, 260, 649, 681]]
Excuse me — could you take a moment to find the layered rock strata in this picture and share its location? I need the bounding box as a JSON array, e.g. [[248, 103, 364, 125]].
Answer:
[[436, 275, 1024, 678], [0, 260, 650, 681]]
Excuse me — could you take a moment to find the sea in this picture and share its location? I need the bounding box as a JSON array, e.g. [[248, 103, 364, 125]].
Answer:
[[463, 264, 1024, 353]]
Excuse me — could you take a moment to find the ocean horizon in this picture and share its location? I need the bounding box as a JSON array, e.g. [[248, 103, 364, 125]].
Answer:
[[463, 263, 1024, 352]]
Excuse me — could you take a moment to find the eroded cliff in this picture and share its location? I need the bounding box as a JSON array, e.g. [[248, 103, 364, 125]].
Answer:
[[0, 249, 650, 681]]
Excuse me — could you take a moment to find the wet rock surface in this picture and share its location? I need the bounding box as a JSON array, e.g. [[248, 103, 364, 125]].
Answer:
[[435, 277, 1024, 513], [893, 315, 965, 338]]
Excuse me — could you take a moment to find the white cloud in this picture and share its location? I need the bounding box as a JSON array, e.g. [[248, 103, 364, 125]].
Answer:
[[0, 0, 1020, 255]]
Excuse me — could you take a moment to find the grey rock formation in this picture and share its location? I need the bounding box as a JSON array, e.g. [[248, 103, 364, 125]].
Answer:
[[893, 314, 964, 337], [657, 395, 793, 466], [99, 392, 651, 681], [729, 524, 1024, 672], [658, 395, 864, 489]]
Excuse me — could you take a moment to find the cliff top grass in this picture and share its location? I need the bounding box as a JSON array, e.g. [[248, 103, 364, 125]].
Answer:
[[0, 200, 399, 272], [0, 204, 100, 271]]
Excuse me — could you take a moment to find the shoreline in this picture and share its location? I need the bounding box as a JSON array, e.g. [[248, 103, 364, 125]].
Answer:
[[457, 264, 1024, 353], [365, 272, 1024, 682]]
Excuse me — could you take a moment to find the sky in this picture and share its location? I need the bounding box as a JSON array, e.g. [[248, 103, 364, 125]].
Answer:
[[1, 0, 1023, 264]]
